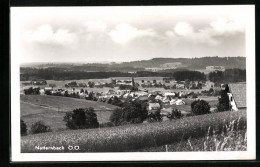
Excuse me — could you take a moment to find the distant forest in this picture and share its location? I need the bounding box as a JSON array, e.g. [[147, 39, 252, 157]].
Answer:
[[21, 56, 246, 70], [20, 67, 245, 83], [117, 56, 246, 69]]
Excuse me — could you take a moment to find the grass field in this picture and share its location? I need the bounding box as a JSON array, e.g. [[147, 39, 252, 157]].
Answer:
[[21, 102, 66, 132], [20, 94, 118, 111], [20, 95, 119, 131], [21, 110, 246, 152]]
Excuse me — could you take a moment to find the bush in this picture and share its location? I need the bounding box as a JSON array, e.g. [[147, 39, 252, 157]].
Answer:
[[99, 122, 115, 128], [147, 109, 162, 122], [110, 100, 148, 126], [63, 108, 99, 129], [30, 121, 51, 134], [191, 100, 211, 115], [21, 120, 27, 136], [109, 108, 125, 126], [217, 90, 231, 112], [167, 108, 183, 120]]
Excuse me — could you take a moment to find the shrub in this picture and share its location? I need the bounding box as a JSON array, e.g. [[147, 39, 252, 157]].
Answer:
[[217, 90, 231, 112], [30, 121, 51, 134], [20, 120, 27, 136], [99, 122, 115, 128], [191, 100, 211, 115], [63, 108, 99, 129], [167, 108, 183, 120], [110, 108, 125, 126], [147, 109, 162, 122]]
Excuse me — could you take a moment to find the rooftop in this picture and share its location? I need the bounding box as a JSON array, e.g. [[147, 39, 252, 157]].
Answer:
[[229, 82, 246, 108]]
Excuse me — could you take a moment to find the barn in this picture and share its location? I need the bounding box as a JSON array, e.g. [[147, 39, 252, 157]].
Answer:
[[227, 82, 246, 111]]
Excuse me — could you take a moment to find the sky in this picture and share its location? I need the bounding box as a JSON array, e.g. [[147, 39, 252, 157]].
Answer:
[[11, 6, 248, 63]]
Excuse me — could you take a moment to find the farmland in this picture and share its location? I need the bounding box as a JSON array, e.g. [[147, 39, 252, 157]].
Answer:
[[21, 95, 119, 131], [20, 94, 118, 111], [21, 110, 246, 152]]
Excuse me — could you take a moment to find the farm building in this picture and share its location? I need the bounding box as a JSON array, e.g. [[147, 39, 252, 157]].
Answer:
[[227, 82, 246, 111], [148, 103, 160, 111], [31, 79, 47, 85]]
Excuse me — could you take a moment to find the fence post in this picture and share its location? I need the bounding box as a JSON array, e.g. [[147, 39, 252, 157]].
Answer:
[[165, 145, 168, 152]]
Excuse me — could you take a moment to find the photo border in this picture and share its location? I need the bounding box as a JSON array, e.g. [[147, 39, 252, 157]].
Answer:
[[7, 0, 257, 164]]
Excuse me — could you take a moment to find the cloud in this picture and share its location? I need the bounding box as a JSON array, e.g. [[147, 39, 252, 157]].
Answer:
[[25, 24, 78, 46], [209, 17, 244, 36], [174, 22, 194, 36], [84, 21, 107, 33], [166, 17, 244, 46], [109, 23, 157, 44]]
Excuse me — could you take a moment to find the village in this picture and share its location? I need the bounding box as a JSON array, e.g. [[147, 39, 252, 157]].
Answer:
[[21, 76, 246, 121]]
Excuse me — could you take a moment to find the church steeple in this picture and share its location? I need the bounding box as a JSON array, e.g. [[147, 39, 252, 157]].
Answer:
[[132, 77, 135, 87]]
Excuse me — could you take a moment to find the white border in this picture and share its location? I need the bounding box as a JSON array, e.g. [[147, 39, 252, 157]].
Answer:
[[11, 5, 255, 161]]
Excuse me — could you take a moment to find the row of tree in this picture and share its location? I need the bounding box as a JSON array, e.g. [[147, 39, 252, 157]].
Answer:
[[208, 68, 246, 83]]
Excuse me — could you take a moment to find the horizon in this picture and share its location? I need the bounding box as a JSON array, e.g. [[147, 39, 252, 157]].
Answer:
[[20, 56, 245, 65]]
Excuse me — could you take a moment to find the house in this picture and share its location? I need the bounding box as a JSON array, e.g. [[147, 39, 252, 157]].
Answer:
[[31, 79, 47, 85], [227, 82, 246, 111], [170, 98, 185, 105], [138, 95, 149, 101], [164, 92, 175, 96], [148, 103, 160, 111], [176, 83, 185, 89]]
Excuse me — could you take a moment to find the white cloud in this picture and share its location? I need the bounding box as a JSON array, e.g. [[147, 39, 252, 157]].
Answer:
[[209, 17, 244, 36], [166, 17, 244, 46], [109, 23, 157, 44], [25, 24, 78, 46], [84, 21, 107, 33], [174, 22, 194, 36]]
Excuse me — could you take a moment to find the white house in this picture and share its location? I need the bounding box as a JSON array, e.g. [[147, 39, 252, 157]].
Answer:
[[148, 103, 161, 111]]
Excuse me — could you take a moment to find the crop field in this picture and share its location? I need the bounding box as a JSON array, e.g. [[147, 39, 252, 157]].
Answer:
[[21, 110, 246, 152]]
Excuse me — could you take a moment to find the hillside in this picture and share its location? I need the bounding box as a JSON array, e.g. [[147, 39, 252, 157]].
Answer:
[[118, 57, 246, 69], [21, 111, 246, 152], [20, 94, 118, 111], [20, 95, 119, 130]]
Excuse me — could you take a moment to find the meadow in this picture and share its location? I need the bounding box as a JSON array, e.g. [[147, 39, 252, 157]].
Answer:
[[20, 95, 119, 131], [21, 110, 246, 152], [20, 94, 118, 111]]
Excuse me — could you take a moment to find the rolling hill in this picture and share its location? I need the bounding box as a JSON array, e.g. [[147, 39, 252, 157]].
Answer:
[[20, 95, 119, 131]]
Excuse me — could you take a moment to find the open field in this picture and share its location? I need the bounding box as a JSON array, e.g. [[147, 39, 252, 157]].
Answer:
[[20, 95, 119, 130], [21, 110, 246, 152], [20, 94, 118, 111], [21, 102, 66, 131]]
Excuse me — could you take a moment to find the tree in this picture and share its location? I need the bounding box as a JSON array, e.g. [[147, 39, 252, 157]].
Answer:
[[147, 108, 162, 122], [167, 108, 182, 120], [20, 119, 27, 136], [88, 81, 95, 88], [110, 100, 148, 125], [217, 90, 231, 112], [109, 96, 123, 107], [130, 86, 138, 92], [30, 121, 51, 134], [191, 100, 211, 115], [109, 108, 124, 126], [63, 108, 99, 129]]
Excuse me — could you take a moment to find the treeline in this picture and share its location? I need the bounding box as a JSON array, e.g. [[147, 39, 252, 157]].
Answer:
[[209, 68, 246, 83], [20, 68, 207, 81]]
